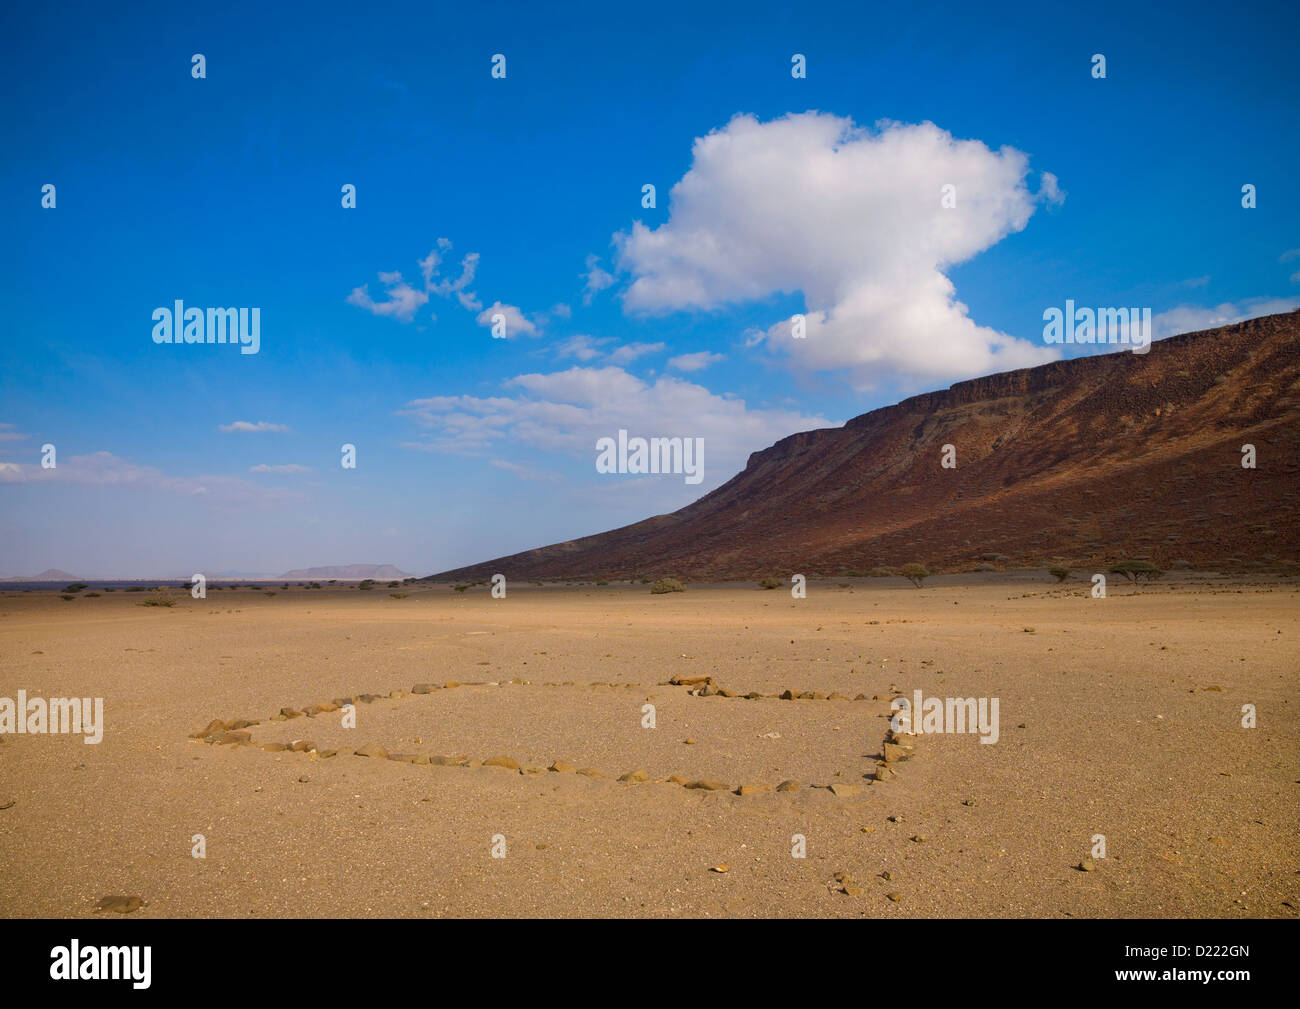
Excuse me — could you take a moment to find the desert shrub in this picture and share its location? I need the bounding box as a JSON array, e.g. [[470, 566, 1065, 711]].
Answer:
[[125, 586, 146, 592], [60, 594, 74, 601], [139, 590, 176, 607], [898, 563, 930, 588], [358, 579, 375, 590], [310, 582, 322, 589], [1108, 560, 1164, 584], [975, 563, 997, 573], [759, 577, 781, 590], [453, 584, 470, 592], [1048, 566, 1071, 582], [103, 588, 115, 592], [388, 581, 399, 588], [390, 592, 408, 599], [650, 578, 685, 594], [595, 579, 608, 585], [868, 567, 894, 577], [281, 583, 289, 590], [264, 590, 277, 596], [85, 592, 101, 597], [63, 583, 88, 593], [328, 579, 337, 584]]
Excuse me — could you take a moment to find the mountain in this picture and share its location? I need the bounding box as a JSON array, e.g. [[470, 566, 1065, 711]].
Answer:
[[278, 564, 412, 581], [1, 568, 81, 582], [433, 311, 1300, 581]]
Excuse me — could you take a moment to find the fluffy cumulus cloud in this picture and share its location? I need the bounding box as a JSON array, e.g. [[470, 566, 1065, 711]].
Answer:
[[397, 366, 829, 488], [476, 301, 538, 338], [614, 112, 1063, 388]]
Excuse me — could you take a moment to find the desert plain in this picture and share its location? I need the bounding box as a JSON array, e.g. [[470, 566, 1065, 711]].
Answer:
[[0, 574, 1296, 918]]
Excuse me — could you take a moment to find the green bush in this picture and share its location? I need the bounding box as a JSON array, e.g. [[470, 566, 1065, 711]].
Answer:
[[650, 578, 685, 594]]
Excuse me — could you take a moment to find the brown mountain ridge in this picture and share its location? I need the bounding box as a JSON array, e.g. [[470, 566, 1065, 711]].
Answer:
[[434, 311, 1300, 581]]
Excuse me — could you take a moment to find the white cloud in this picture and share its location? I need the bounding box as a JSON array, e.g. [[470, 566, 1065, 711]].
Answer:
[[350, 239, 491, 321], [489, 459, 561, 483], [553, 334, 613, 362], [607, 341, 665, 365], [219, 421, 289, 433], [476, 301, 538, 338], [0, 451, 297, 503], [1151, 297, 1300, 340], [0, 423, 26, 443], [346, 271, 429, 322], [551, 335, 663, 366], [250, 463, 309, 474], [398, 366, 830, 489], [668, 351, 725, 372], [582, 254, 616, 305], [614, 112, 1062, 388]]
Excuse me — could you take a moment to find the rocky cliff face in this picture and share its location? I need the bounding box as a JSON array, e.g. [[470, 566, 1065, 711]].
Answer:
[[435, 311, 1300, 580]]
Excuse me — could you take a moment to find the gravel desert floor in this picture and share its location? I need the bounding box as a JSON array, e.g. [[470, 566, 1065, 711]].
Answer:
[[1, 575, 1296, 918]]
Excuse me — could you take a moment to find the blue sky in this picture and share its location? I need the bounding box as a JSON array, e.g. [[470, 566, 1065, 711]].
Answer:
[[1, 0, 1297, 577]]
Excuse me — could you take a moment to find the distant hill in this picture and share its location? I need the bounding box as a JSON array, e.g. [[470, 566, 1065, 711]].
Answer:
[[2, 568, 81, 582], [279, 564, 412, 581], [434, 311, 1300, 580]]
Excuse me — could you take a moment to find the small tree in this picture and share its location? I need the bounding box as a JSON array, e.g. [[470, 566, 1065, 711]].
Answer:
[[1108, 560, 1164, 584], [899, 563, 930, 588], [1048, 566, 1071, 582]]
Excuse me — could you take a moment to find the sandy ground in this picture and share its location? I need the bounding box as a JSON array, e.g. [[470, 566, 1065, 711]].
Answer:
[[0, 576, 1296, 918]]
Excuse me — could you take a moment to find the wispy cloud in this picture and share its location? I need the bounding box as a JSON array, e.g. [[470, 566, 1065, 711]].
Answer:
[[250, 463, 309, 474], [1152, 296, 1300, 339], [0, 451, 299, 504], [398, 365, 831, 489], [668, 351, 725, 372], [219, 421, 290, 433], [581, 254, 616, 305], [0, 423, 27, 443]]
